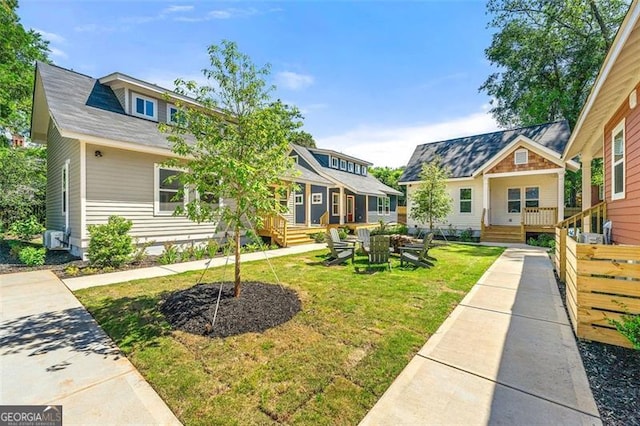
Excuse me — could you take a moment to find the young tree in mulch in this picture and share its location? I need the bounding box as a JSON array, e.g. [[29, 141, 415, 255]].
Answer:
[[160, 40, 300, 298], [410, 158, 452, 231]]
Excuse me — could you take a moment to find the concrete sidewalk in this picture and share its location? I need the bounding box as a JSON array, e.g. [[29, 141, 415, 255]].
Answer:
[[0, 270, 181, 425], [64, 242, 326, 290], [360, 247, 601, 425]]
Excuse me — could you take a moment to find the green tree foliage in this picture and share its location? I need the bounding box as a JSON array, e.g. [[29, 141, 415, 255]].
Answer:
[[481, 0, 629, 129], [0, 146, 46, 227], [409, 159, 452, 231], [369, 166, 406, 205], [162, 41, 299, 297], [0, 0, 50, 135], [289, 129, 316, 148]]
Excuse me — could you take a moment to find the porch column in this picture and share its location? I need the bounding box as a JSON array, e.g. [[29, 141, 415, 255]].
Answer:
[[482, 175, 490, 226], [557, 170, 565, 222], [305, 183, 311, 226], [339, 187, 345, 225], [581, 153, 592, 232], [365, 195, 369, 224]]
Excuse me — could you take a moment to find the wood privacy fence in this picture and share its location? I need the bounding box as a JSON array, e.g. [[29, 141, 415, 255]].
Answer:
[[556, 228, 640, 348], [397, 206, 407, 224]]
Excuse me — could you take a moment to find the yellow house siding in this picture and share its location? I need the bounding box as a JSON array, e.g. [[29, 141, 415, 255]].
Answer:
[[489, 174, 558, 226]]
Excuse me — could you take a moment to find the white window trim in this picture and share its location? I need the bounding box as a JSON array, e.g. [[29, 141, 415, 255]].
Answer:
[[340, 159, 347, 171], [355, 164, 361, 174], [331, 193, 340, 216], [507, 187, 521, 214], [362, 166, 367, 175], [166, 104, 178, 124], [377, 196, 390, 215], [312, 193, 323, 204], [154, 164, 186, 216], [459, 187, 472, 214], [62, 160, 69, 231], [611, 120, 625, 200], [132, 92, 158, 121], [294, 193, 303, 205], [514, 148, 528, 165], [331, 157, 339, 169], [348, 162, 354, 172]]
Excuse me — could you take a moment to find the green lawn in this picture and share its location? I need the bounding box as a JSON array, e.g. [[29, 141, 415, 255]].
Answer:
[[75, 243, 503, 425]]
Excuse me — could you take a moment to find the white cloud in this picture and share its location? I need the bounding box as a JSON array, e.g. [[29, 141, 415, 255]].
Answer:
[[316, 110, 500, 168], [74, 23, 118, 33], [34, 29, 65, 44], [49, 47, 68, 59], [163, 5, 194, 13], [275, 71, 314, 91]]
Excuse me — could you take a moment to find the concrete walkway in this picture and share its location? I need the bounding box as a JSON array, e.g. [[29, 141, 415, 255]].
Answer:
[[360, 247, 601, 425], [64, 243, 326, 290], [0, 270, 181, 425]]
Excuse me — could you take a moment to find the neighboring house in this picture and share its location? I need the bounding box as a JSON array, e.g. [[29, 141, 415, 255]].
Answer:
[[399, 121, 579, 242], [554, 0, 639, 349], [30, 62, 398, 256]]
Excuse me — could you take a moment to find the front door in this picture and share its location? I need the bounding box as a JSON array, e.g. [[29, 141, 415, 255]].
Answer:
[[346, 195, 355, 222]]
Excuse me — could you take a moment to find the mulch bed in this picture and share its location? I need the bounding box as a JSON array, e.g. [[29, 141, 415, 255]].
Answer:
[[0, 239, 82, 275], [160, 281, 302, 338], [555, 278, 640, 425]]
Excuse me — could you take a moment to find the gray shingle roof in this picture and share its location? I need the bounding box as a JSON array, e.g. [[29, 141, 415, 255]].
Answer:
[[399, 120, 571, 182], [37, 62, 181, 150], [292, 144, 402, 196], [289, 164, 332, 185]]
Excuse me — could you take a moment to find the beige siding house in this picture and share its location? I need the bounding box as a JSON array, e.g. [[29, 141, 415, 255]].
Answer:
[[31, 62, 227, 257], [399, 121, 579, 243]]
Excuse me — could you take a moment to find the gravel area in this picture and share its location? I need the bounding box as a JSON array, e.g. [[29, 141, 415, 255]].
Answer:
[[555, 277, 640, 425], [161, 282, 301, 338]]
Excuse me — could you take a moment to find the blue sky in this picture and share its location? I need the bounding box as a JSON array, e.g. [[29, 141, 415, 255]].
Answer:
[[19, 1, 501, 167]]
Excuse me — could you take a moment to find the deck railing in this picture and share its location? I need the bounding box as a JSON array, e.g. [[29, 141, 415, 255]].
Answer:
[[319, 211, 329, 226], [557, 201, 607, 237], [263, 214, 288, 246], [521, 207, 558, 227]]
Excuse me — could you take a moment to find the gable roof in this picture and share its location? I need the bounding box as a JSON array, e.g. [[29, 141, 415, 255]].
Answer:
[[292, 144, 402, 196], [399, 120, 571, 182], [32, 61, 186, 150]]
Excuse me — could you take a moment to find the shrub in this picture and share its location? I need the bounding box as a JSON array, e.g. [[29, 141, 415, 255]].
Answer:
[[609, 313, 640, 350], [10, 216, 45, 241], [18, 246, 46, 266], [8, 240, 24, 258], [371, 223, 409, 236], [338, 228, 348, 240], [528, 234, 555, 249], [206, 239, 219, 258], [87, 215, 133, 268], [311, 232, 326, 243], [193, 245, 207, 260], [64, 265, 80, 276], [158, 243, 180, 265], [459, 228, 474, 242], [131, 239, 154, 264]]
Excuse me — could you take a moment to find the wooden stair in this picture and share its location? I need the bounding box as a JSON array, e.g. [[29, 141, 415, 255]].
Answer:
[[285, 226, 317, 246], [481, 225, 524, 243]]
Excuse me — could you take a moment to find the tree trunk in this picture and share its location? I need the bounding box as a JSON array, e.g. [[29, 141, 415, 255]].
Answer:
[[588, 0, 611, 49], [234, 225, 241, 297]]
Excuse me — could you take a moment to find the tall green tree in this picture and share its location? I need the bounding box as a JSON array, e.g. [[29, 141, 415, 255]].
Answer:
[[0, 0, 50, 136], [481, 0, 629, 129], [369, 166, 406, 205], [409, 159, 452, 231], [161, 40, 299, 297], [290, 129, 316, 148]]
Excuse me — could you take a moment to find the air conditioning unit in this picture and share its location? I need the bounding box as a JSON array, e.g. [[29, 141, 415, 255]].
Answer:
[[43, 230, 67, 250], [580, 232, 604, 245]]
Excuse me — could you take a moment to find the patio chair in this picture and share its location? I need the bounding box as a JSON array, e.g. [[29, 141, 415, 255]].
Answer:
[[368, 235, 391, 270], [329, 228, 354, 247], [357, 228, 371, 253], [399, 241, 433, 268], [325, 233, 355, 266], [405, 232, 434, 250]]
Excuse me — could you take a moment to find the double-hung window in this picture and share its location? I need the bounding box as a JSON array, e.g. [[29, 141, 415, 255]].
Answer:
[[525, 187, 539, 208], [348, 162, 354, 172], [133, 93, 157, 120], [156, 166, 184, 214], [331, 193, 339, 216], [362, 166, 367, 176], [331, 157, 339, 168], [612, 121, 625, 200], [377, 197, 390, 215], [507, 188, 521, 213], [355, 164, 361, 174], [459, 188, 472, 213], [340, 159, 347, 170]]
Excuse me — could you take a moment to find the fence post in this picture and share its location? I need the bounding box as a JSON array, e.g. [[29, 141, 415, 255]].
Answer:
[[559, 228, 567, 283]]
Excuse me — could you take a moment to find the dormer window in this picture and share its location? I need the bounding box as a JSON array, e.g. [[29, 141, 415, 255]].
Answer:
[[167, 104, 179, 124], [362, 166, 367, 175], [348, 162, 354, 172], [331, 157, 339, 168], [355, 164, 361, 174], [514, 149, 528, 165], [340, 159, 347, 170], [133, 93, 157, 121]]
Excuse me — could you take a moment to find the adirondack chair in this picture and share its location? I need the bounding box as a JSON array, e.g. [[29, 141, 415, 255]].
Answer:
[[405, 232, 434, 250], [357, 228, 371, 253], [325, 233, 355, 266], [329, 228, 354, 247], [368, 235, 391, 270], [399, 241, 432, 268]]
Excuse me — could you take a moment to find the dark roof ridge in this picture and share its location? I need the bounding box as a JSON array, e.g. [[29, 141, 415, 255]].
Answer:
[[415, 119, 568, 148]]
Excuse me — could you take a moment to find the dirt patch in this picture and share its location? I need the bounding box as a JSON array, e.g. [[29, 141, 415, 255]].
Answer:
[[160, 282, 302, 338]]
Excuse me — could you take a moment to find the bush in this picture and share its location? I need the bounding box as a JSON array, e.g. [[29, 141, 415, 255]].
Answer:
[[87, 215, 133, 268], [311, 232, 326, 243], [459, 228, 474, 242], [338, 228, 348, 240], [10, 216, 45, 241], [371, 223, 409, 236], [528, 233, 555, 249], [206, 239, 219, 258], [18, 246, 46, 266], [609, 313, 640, 350], [131, 240, 154, 264], [64, 265, 80, 276], [158, 243, 180, 265]]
